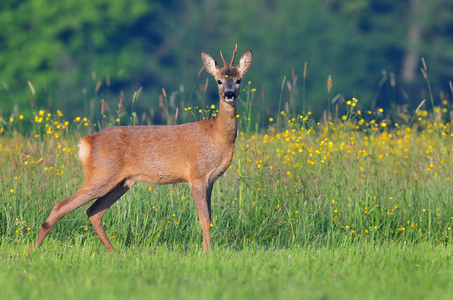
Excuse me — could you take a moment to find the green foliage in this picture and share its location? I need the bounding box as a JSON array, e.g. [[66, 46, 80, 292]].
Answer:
[[0, 0, 156, 118]]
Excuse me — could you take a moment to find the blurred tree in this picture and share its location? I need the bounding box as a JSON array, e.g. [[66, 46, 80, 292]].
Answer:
[[1, 0, 452, 126], [0, 0, 159, 119], [329, 0, 453, 108], [160, 0, 371, 119], [420, 0, 453, 100]]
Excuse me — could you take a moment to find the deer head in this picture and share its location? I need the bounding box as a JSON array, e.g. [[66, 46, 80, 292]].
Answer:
[[201, 44, 253, 105]]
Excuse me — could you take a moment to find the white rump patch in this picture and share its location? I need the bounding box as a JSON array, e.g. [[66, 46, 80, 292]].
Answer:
[[78, 139, 91, 163]]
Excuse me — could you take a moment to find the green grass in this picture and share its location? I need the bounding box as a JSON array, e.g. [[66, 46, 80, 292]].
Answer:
[[2, 91, 453, 299], [2, 241, 453, 300]]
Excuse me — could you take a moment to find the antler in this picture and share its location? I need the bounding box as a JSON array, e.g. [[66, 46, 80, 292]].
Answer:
[[219, 44, 238, 68], [229, 44, 237, 67], [219, 50, 228, 68]]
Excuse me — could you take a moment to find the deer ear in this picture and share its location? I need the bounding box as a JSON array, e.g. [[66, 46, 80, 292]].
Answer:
[[201, 51, 220, 76], [237, 50, 253, 76]]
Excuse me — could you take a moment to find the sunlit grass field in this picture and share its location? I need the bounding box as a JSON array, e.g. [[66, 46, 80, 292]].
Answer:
[[2, 78, 453, 299]]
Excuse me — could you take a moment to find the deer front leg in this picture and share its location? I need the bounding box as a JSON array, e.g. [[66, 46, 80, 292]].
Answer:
[[190, 180, 214, 252]]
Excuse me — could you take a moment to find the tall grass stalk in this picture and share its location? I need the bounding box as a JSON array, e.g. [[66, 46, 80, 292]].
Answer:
[[160, 88, 170, 125], [183, 67, 204, 123], [420, 58, 439, 136], [302, 62, 307, 114], [327, 75, 333, 121], [449, 80, 453, 99], [238, 82, 256, 137], [131, 87, 142, 125], [277, 76, 286, 132], [409, 99, 426, 128]]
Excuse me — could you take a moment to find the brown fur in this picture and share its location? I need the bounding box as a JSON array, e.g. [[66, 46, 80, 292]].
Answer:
[[30, 46, 252, 253]]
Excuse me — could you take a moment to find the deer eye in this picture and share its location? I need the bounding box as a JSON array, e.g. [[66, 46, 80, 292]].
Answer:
[[236, 79, 242, 84], [217, 80, 222, 85]]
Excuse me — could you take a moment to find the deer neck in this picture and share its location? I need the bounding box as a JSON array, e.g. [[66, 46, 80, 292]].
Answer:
[[214, 98, 237, 146]]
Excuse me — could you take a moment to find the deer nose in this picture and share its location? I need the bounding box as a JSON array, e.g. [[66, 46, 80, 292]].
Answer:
[[224, 91, 236, 99]]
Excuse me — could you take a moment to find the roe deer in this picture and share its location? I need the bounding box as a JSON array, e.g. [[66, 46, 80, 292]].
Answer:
[[30, 45, 253, 252]]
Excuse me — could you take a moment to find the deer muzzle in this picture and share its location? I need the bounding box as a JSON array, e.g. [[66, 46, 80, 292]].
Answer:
[[224, 90, 236, 101]]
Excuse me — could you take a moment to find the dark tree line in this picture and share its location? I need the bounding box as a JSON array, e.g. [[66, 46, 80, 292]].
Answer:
[[1, 0, 452, 124]]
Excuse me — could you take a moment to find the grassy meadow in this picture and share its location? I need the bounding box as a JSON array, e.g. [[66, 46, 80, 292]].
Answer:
[[1, 77, 453, 299]]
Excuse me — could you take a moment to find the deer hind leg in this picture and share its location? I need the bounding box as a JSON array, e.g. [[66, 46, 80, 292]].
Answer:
[[191, 179, 214, 252], [30, 180, 119, 252], [86, 183, 129, 252]]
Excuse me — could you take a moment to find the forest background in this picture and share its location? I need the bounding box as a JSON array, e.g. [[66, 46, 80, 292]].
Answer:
[[1, 0, 452, 126]]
